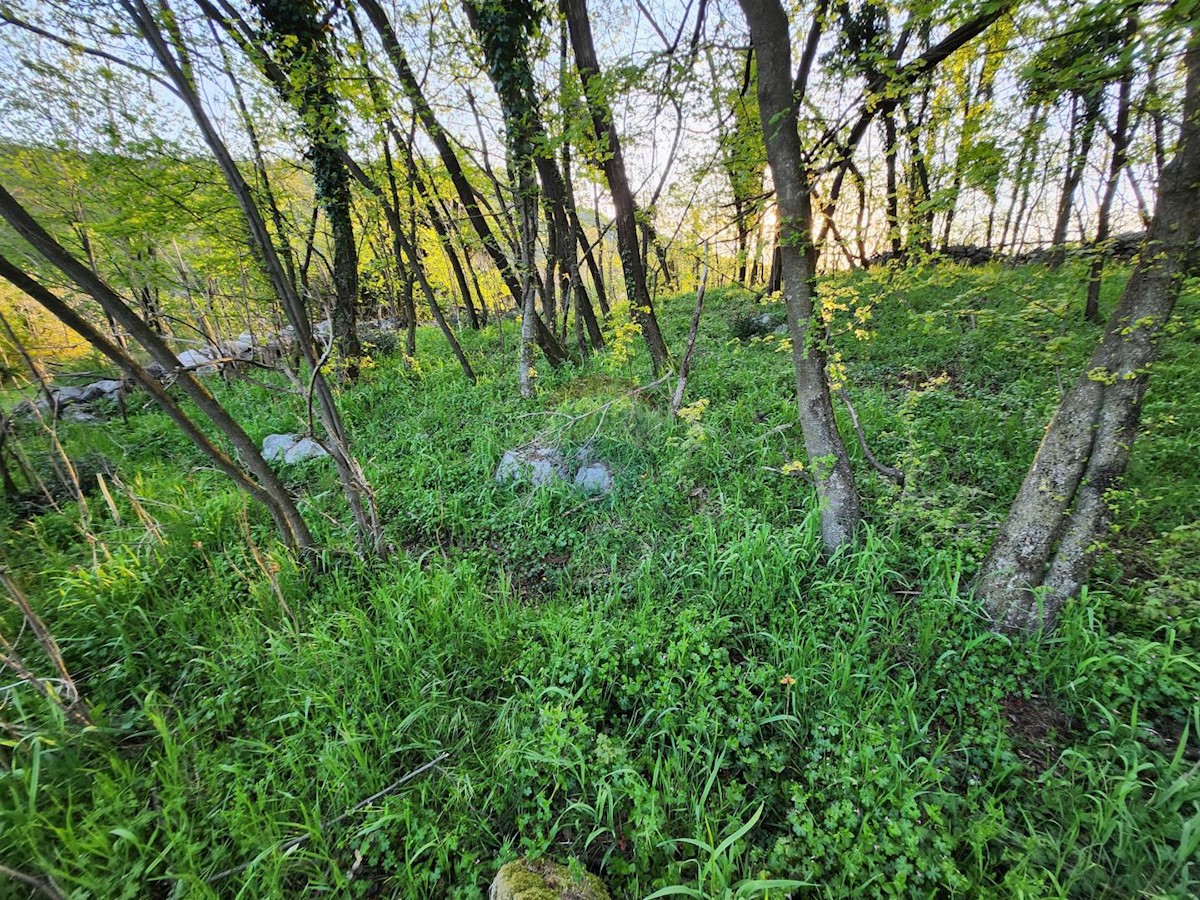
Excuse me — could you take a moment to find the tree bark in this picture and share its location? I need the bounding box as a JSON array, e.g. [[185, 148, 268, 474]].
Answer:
[[976, 33, 1200, 632], [738, 0, 862, 552], [562, 0, 671, 373]]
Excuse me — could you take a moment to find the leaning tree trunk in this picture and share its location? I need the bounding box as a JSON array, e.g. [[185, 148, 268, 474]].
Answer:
[[738, 0, 862, 553], [130, 0, 384, 554], [0, 202, 316, 553], [976, 33, 1199, 633]]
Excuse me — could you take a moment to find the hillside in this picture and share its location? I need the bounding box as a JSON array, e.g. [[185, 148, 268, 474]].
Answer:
[[2, 262, 1197, 898]]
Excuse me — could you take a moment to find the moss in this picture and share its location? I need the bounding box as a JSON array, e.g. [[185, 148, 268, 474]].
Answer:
[[491, 858, 611, 900]]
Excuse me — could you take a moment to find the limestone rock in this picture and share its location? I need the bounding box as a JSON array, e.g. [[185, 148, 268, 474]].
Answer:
[[283, 436, 328, 464], [91, 379, 124, 397], [490, 858, 610, 900], [262, 433, 328, 464], [574, 461, 614, 494], [176, 348, 215, 373], [495, 446, 568, 487], [54, 385, 90, 405]]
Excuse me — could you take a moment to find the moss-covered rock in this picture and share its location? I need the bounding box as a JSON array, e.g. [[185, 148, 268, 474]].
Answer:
[[489, 857, 611, 900]]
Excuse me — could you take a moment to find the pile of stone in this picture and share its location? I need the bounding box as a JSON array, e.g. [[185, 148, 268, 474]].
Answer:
[[12, 378, 125, 423], [494, 444, 615, 494]]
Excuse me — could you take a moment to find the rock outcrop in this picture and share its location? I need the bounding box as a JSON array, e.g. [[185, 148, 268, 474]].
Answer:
[[489, 858, 610, 900]]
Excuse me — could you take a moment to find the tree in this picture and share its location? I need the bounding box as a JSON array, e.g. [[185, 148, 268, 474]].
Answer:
[[562, 0, 672, 374], [357, 0, 568, 369], [976, 28, 1199, 633], [121, 0, 384, 555], [463, 0, 563, 397], [738, 0, 862, 552], [202, 0, 365, 380], [0, 187, 317, 553]]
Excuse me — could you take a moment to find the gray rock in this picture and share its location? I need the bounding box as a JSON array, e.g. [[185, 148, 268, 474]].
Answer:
[[574, 461, 614, 494], [54, 385, 90, 405], [773, 323, 790, 336], [495, 446, 567, 487], [262, 433, 298, 462], [70, 380, 122, 402], [262, 433, 329, 464], [176, 348, 215, 372], [283, 436, 328, 464], [60, 406, 100, 424]]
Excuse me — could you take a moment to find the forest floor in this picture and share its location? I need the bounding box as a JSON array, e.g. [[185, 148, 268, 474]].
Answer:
[[1, 261, 1198, 898]]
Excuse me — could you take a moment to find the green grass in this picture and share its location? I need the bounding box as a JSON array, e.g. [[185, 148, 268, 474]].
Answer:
[[1, 262, 1197, 898]]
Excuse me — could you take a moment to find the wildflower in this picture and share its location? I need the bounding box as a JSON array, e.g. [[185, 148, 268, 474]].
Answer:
[[780, 675, 797, 686]]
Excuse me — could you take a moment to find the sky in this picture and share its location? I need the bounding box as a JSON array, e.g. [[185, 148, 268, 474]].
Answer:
[[0, 0, 1177, 267]]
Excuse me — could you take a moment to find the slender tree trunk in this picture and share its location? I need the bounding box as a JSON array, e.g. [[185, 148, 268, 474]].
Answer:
[[901, 98, 934, 253], [563, 0, 671, 372], [358, 0, 525, 308], [130, 0, 383, 554], [1085, 18, 1136, 323], [1050, 91, 1102, 268], [883, 108, 903, 257], [998, 104, 1044, 254], [339, 153, 477, 383], [738, 0, 862, 552], [0, 205, 315, 552], [976, 34, 1200, 633]]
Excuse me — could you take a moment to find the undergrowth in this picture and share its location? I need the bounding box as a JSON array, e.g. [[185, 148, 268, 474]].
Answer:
[[1, 262, 1197, 898]]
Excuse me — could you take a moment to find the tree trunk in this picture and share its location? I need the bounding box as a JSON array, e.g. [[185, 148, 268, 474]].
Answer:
[[1085, 18, 1136, 323], [131, 0, 383, 554], [883, 107, 903, 257], [998, 104, 1044, 254], [358, 0, 523, 309], [1049, 90, 1102, 268], [0, 205, 316, 553], [976, 34, 1199, 632], [243, 0, 363, 380], [563, 0, 671, 373], [738, 0, 862, 553]]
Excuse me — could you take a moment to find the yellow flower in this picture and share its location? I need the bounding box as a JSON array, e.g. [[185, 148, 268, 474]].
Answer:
[[781, 460, 805, 476], [677, 398, 709, 423], [780, 675, 797, 686]]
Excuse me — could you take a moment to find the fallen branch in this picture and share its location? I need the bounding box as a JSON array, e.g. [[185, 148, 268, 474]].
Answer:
[[0, 569, 91, 727], [0, 863, 66, 900], [533, 375, 672, 448], [207, 751, 450, 883], [838, 390, 904, 487]]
